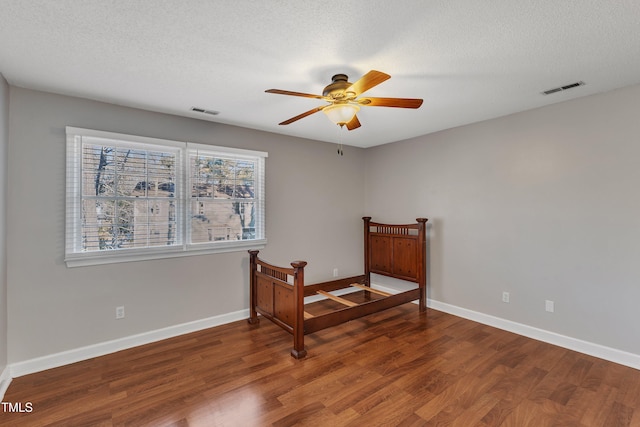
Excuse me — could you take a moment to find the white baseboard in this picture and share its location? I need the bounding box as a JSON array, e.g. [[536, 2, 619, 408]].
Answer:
[[371, 283, 640, 371], [10, 309, 249, 378], [0, 365, 11, 401]]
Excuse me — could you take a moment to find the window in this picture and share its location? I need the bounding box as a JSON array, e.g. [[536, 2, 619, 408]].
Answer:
[[65, 127, 267, 267]]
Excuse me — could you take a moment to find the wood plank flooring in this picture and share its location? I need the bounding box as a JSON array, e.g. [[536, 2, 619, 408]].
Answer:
[[3, 299, 640, 426]]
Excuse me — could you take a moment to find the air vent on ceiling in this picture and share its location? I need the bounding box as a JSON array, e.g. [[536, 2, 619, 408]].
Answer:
[[541, 81, 585, 95], [190, 107, 220, 115]]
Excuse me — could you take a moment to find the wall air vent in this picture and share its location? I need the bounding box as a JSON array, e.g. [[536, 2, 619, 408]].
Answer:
[[541, 81, 585, 95], [190, 107, 220, 115]]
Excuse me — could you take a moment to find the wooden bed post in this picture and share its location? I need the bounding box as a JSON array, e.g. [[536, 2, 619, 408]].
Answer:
[[363, 217, 372, 287], [290, 260, 308, 359], [248, 250, 260, 324], [416, 218, 428, 312]]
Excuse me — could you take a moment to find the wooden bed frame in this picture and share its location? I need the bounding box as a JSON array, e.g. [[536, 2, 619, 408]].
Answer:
[[248, 217, 427, 358]]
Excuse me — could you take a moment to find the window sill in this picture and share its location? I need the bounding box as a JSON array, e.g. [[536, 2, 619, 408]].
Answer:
[[65, 239, 267, 267]]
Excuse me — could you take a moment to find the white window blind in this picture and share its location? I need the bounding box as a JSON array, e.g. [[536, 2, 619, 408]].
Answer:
[[65, 127, 267, 267]]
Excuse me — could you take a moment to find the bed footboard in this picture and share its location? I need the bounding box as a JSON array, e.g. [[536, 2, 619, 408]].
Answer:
[[248, 250, 308, 358]]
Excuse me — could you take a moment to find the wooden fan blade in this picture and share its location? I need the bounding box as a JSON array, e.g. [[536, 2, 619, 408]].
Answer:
[[346, 70, 391, 96], [346, 114, 361, 130], [266, 89, 325, 99], [359, 97, 423, 109], [278, 106, 326, 125]]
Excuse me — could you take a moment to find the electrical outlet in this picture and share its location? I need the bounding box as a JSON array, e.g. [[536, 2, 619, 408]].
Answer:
[[116, 306, 125, 319], [502, 292, 510, 303], [333, 268, 339, 277], [545, 300, 554, 313]]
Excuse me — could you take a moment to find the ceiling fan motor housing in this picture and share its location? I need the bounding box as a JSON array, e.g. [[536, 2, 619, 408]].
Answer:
[[323, 74, 355, 100]]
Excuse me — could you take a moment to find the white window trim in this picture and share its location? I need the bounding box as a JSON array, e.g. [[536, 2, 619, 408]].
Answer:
[[65, 127, 267, 268]]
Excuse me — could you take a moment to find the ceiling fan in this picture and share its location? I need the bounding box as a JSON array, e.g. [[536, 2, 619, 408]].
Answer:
[[265, 70, 423, 130]]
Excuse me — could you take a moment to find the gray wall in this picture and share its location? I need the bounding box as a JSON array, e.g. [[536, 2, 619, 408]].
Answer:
[[0, 74, 8, 373], [7, 87, 365, 363], [365, 83, 640, 356]]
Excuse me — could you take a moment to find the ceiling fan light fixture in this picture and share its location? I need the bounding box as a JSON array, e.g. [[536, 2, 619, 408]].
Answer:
[[323, 103, 360, 126]]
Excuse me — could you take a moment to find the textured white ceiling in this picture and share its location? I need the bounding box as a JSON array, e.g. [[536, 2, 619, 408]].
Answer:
[[1, 0, 640, 148]]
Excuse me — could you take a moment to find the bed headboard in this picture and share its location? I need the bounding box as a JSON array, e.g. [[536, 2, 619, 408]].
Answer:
[[363, 217, 427, 286]]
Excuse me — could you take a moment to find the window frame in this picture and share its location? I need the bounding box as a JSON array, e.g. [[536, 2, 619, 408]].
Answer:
[[65, 127, 267, 267]]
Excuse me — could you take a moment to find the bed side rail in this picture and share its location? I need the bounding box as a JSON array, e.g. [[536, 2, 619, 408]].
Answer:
[[305, 288, 421, 334]]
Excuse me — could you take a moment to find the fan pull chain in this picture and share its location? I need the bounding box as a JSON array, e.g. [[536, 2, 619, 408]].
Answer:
[[336, 124, 344, 156]]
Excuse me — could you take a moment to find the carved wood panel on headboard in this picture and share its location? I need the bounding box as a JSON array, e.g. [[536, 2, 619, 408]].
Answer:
[[369, 234, 419, 282]]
